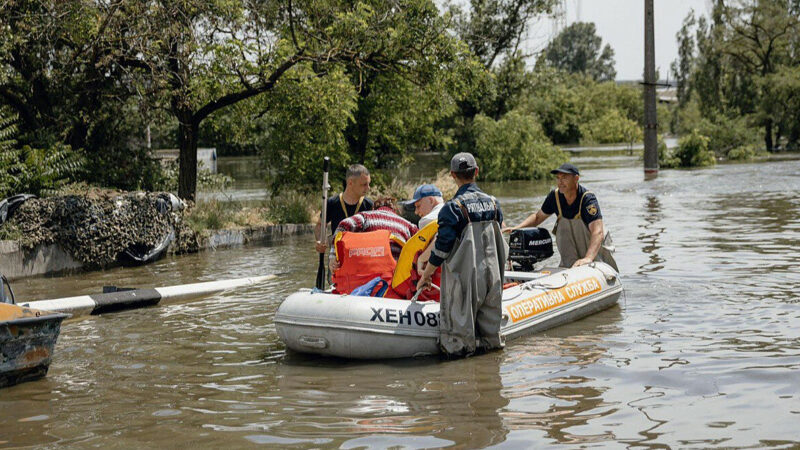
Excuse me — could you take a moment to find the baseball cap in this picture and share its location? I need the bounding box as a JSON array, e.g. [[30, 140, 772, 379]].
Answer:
[[550, 163, 580, 175], [450, 152, 477, 171], [411, 184, 442, 202]]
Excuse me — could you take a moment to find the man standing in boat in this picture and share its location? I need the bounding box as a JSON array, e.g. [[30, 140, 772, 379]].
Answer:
[[417, 153, 508, 356], [503, 163, 617, 271], [315, 164, 374, 254]]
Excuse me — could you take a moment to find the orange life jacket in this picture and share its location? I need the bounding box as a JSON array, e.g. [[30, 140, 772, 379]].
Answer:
[[332, 230, 397, 295]]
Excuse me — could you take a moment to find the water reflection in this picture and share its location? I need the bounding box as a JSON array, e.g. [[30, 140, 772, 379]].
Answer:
[[268, 354, 509, 448], [501, 306, 623, 446], [637, 195, 665, 274]]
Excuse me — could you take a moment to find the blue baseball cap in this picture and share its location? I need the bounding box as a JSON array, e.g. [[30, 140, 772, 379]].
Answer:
[[411, 184, 442, 202]]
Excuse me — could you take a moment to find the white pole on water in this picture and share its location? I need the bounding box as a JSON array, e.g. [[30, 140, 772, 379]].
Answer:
[[20, 275, 278, 318]]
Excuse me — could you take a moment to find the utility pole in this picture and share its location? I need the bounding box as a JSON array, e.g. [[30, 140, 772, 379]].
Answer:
[[643, 0, 658, 177]]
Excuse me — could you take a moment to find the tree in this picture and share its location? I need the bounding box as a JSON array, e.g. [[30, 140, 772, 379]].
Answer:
[[760, 66, 800, 149], [105, 0, 481, 200], [471, 110, 566, 181], [537, 22, 616, 81], [0, 1, 157, 189], [452, 0, 558, 69], [672, 1, 800, 151]]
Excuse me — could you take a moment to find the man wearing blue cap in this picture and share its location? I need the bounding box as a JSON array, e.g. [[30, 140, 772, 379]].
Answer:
[[411, 184, 444, 229], [503, 163, 617, 270], [417, 152, 507, 356]]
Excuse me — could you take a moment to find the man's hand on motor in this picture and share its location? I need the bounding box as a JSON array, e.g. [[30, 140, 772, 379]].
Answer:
[[572, 257, 592, 267], [315, 241, 327, 253], [501, 226, 516, 234]]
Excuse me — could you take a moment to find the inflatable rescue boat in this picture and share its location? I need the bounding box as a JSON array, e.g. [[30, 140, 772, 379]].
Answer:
[[275, 262, 622, 359]]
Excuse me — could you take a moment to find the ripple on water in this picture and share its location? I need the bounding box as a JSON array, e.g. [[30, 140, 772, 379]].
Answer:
[[3, 160, 800, 448]]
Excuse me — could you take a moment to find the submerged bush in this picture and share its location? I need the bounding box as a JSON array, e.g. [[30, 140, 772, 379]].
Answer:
[[726, 144, 760, 161], [580, 109, 643, 144], [658, 136, 680, 169], [472, 111, 568, 181], [674, 130, 716, 167]]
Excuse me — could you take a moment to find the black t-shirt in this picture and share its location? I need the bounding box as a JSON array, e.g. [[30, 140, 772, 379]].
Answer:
[[323, 194, 374, 234], [541, 185, 602, 227]]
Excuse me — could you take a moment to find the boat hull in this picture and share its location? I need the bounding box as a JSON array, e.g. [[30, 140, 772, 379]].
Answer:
[[1, 304, 69, 388], [275, 263, 622, 359]]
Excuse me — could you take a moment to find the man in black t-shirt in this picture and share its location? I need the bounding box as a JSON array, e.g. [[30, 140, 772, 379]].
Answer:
[[314, 164, 374, 253], [503, 163, 616, 269]]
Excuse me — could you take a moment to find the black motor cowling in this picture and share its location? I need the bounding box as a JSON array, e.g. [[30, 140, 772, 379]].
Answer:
[[508, 227, 554, 271]]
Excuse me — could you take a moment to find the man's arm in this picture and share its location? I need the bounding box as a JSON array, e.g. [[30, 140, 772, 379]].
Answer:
[[573, 219, 604, 267], [502, 210, 551, 233]]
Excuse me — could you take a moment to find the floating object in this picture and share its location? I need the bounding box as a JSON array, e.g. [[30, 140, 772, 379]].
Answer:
[[19, 275, 277, 318], [0, 303, 69, 388], [275, 263, 622, 359]]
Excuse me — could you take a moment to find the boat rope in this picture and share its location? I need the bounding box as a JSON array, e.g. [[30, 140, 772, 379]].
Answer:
[[410, 283, 440, 303], [505, 273, 570, 300]]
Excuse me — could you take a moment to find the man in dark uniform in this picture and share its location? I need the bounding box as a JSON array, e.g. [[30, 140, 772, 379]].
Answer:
[[315, 164, 374, 253], [417, 152, 507, 356], [503, 163, 617, 270]]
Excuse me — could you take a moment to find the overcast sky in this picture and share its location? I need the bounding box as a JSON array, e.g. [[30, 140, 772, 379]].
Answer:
[[523, 0, 711, 80]]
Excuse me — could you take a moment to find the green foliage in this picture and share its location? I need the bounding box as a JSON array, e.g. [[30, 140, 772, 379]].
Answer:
[[151, 160, 233, 194], [658, 136, 680, 168], [580, 109, 643, 145], [265, 193, 313, 224], [727, 144, 760, 161], [673, 130, 716, 167], [185, 200, 232, 232], [471, 110, 567, 181], [671, 1, 800, 150], [0, 108, 86, 197], [453, 0, 558, 69], [760, 66, 800, 149], [537, 22, 616, 81], [522, 69, 591, 144], [0, 108, 20, 197], [257, 66, 356, 192]]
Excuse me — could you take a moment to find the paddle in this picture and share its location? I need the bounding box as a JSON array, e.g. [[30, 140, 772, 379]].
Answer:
[[315, 157, 331, 290]]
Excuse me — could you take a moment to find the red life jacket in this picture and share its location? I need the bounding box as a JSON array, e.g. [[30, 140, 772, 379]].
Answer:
[[332, 230, 397, 295]]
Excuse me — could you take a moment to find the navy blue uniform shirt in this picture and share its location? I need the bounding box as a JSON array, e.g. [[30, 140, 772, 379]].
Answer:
[[541, 185, 601, 227], [429, 183, 503, 267]]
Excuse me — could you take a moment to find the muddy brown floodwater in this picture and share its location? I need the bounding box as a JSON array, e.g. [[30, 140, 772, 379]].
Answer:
[[2, 156, 799, 448]]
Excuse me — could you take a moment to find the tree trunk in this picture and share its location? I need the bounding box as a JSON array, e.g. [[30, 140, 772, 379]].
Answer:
[[764, 120, 774, 152], [177, 114, 199, 201]]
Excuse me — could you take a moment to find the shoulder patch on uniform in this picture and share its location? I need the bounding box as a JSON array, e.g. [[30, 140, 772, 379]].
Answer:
[[586, 203, 598, 216]]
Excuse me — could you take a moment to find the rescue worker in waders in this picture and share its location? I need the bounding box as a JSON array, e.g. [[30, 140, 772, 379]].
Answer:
[[502, 163, 618, 271], [417, 152, 508, 356]]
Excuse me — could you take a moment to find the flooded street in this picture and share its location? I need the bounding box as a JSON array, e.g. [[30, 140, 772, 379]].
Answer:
[[2, 157, 800, 448]]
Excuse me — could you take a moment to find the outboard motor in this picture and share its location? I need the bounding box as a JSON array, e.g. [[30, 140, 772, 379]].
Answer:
[[0, 273, 15, 304], [508, 227, 554, 271]]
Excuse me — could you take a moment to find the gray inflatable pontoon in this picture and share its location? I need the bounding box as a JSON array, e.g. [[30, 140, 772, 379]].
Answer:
[[275, 263, 622, 359]]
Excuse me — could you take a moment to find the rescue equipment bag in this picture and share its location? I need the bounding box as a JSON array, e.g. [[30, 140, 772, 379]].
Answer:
[[391, 221, 441, 301], [332, 230, 397, 295]]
